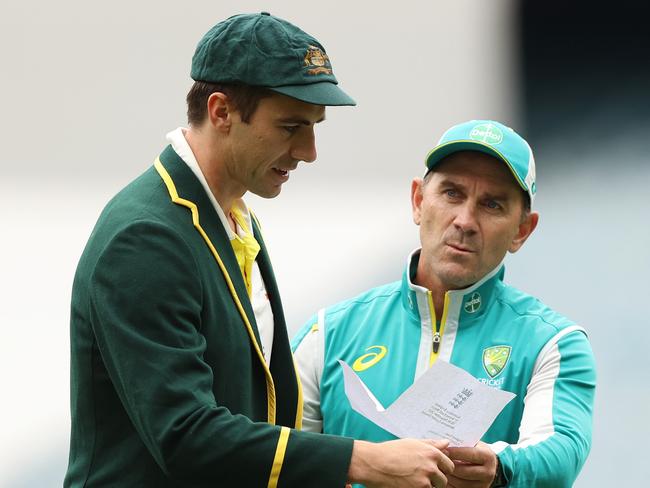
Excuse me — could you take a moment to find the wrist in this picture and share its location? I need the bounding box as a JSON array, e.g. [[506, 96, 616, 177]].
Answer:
[[490, 456, 507, 487], [347, 440, 373, 484]]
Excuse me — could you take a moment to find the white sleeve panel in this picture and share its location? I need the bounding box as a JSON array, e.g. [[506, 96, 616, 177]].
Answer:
[[515, 342, 559, 448], [292, 309, 326, 433], [513, 325, 586, 449]]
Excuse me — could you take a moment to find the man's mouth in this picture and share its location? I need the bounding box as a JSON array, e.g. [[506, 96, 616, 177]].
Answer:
[[272, 168, 289, 177], [446, 243, 475, 253]]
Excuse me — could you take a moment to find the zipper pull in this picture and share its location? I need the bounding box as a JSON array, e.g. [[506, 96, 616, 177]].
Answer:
[[432, 332, 441, 354]]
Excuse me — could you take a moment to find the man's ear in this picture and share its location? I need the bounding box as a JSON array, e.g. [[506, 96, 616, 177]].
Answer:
[[411, 178, 424, 225], [206, 92, 233, 133], [509, 211, 539, 253]]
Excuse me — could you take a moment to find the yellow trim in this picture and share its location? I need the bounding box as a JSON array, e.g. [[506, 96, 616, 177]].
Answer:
[[267, 426, 291, 488], [292, 356, 304, 429], [352, 345, 388, 372], [310, 323, 319, 333], [428, 292, 450, 366], [154, 158, 277, 423], [427, 292, 437, 366]]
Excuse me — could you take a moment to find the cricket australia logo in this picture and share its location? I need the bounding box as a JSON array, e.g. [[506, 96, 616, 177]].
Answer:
[[482, 345, 511, 379], [469, 123, 503, 145], [303, 45, 332, 75], [463, 292, 481, 314]]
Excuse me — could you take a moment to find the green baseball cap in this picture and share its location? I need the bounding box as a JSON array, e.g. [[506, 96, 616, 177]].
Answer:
[[191, 12, 356, 106], [425, 120, 537, 205]]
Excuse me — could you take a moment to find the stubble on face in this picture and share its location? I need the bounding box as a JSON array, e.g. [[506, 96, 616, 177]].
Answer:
[[227, 94, 325, 199], [413, 152, 528, 292]]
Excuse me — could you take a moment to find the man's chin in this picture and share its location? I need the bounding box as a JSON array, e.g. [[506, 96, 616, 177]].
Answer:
[[437, 266, 480, 290], [251, 186, 283, 199]]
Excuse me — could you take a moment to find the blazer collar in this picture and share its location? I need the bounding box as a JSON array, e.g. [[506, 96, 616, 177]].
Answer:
[[157, 145, 259, 340]]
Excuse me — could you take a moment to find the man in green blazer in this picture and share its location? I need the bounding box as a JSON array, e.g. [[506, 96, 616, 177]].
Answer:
[[65, 12, 454, 488]]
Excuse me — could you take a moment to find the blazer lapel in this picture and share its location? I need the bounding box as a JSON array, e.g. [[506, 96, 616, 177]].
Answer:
[[157, 145, 262, 347]]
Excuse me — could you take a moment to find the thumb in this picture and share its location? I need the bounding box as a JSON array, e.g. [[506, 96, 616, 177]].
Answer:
[[426, 438, 450, 450]]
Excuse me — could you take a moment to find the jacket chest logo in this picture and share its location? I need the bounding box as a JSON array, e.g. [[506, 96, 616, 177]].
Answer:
[[482, 345, 511, 379], [464, 292, 482, 313], [352, 345, 388, 372]]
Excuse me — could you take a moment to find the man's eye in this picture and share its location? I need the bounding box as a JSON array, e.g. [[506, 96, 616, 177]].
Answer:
[[485, 200, 502, 210], [283, 125, 299, 134], [445, 189, 459, 198]]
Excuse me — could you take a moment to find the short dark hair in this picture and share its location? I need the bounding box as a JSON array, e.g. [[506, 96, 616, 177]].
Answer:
[[186, 81, 274, 126]]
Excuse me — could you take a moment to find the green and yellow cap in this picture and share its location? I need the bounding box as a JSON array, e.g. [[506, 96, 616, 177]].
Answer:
[[425, 120, 537, 205], [191, 12, 355, 106]]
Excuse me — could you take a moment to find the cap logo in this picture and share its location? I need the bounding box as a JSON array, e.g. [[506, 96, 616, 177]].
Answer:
[[304, 45, 332, 75], [469, 123, 503, 145]]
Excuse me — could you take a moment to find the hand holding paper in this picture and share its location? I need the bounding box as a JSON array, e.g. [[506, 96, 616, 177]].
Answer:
[[339, 359, 515, 447]]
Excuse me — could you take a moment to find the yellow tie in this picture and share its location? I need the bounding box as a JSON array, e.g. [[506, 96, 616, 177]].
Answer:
[[229, 206, 260, 296]]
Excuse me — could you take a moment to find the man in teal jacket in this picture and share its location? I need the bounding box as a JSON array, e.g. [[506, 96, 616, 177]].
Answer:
[[293, 120, 596, 487], [65, 12, 455, 488]]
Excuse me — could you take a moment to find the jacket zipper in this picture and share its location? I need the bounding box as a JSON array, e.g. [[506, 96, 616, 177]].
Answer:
[[428, 291, 449, 366], [433, 331, 441, 353]]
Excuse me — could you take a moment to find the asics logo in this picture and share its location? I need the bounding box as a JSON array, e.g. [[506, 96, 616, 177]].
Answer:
[[352, 345, 388, 372]]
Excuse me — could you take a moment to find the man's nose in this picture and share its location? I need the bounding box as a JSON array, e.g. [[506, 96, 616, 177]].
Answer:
[[290, 128, 317, 163], [453, 202, 479, 234]]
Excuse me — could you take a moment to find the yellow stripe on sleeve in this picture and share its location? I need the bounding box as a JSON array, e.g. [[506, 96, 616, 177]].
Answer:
[[267, 426, 291, 488]]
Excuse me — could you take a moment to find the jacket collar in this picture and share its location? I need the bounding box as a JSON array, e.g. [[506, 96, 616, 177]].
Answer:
[[157, 145, 259, 335], [401, 248, 505, 324], [156, 145, 303, 427]]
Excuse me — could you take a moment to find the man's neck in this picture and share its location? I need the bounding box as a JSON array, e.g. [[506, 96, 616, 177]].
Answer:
[[413, 271, 447, 321], [184, 126, 244, 220]]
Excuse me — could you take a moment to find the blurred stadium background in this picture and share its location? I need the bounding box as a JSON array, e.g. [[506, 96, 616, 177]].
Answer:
[[1, 0, 648, 485]]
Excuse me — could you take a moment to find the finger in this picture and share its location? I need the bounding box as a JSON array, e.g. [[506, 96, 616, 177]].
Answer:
[[434, 450, 456, 475], [421, 440, 455, 474], [451, 462, 494, 482], [447, 473, 483, 488], [427, 438, 450, 450], [430, 469, 448, 488], [447, 446, 490, 464]]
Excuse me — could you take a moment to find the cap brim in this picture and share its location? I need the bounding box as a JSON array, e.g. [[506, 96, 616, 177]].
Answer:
[[425, 141, 527, 191], [269, 82, 356, 106]]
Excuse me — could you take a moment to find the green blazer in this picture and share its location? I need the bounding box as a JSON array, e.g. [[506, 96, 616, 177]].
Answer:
[[65, 145, 353, 487]]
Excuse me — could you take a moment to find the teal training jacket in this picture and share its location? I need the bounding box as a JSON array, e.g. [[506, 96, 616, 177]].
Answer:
[[292, 250, 596, 487]]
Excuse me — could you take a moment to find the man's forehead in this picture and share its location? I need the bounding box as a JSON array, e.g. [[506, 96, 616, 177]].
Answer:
[[261, 93, 326, 122], [277, 113, 326, 125]]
